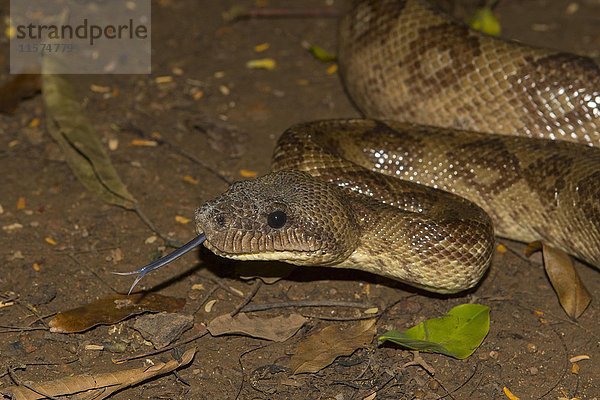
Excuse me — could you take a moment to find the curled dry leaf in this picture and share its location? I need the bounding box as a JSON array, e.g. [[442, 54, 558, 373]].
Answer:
[[0, 348, 196, 400], [290, 319, 376, 374], [49, 293, 185, 333], [208, 312, 307, 342], [569, 354, 590, 363], [542, 244, 591, 319]]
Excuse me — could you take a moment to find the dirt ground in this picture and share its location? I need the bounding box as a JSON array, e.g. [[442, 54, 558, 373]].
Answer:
[[1, 0, 599, 399]]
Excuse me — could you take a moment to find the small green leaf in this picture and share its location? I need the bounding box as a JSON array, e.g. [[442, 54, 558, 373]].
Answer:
[[307, 45, 337, 62], [379, 304, 490, 359], [468, 6, 501, 36]]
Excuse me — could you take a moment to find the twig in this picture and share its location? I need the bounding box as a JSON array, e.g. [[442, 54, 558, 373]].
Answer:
[[445, 363, 479, 400], [112, 330, 208, 364], [0, 326, 48, 334], [18, 302, 49, 328], [536, 325, 571, 399], [67, 253, 118, 293], [308, 313, 383, 321], [7, 365, 61, 400], [241, 300, 376, 313], [160, 138, 232, 185], [235, 343, 271, 400], [230, 280, 263, 317], [402, 351, 436, 375], [133, 206, 181, 248], [210, 278, 245, 298]]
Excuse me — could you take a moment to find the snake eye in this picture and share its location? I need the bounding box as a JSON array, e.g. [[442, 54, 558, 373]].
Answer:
[[267, 210, 287, 229]]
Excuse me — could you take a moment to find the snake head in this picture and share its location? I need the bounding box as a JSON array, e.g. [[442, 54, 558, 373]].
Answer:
[[195, 170, 360, 266]]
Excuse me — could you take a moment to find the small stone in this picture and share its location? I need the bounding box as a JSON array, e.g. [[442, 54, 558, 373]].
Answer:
[[133, 313, 194, 349], [529, 367, 538, 375], [526, 343, 537, 353]]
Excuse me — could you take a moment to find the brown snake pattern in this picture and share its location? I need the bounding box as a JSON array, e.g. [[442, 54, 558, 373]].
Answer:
[[193, 0, 600, 294]]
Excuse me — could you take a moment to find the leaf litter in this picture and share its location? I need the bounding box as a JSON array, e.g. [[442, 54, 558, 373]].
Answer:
[[42, 72, 137, 210], [0, 348, 196, 400], [208, 312, 307, 342], [48, 293, 186, 333], [289, 319, 376, 374]]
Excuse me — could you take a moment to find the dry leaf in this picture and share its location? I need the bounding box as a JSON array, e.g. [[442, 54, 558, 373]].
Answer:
[[175, 215, 191, 224], [254, 42, 270, 52], [290, 319, 376, 374], [182, 175, 199, 185], [204, 299, 217, 313], [246, 58, 276, 70], [49, 293, 185, 333], [569, 354, 590, 363], [90, 84, 111, 93], [208, 312, 307, 342], [42, 72, 137, 209], [16, 196, 26, 209], [542, 244, 591, 319], [0, 74, 41, 113], [239, 169, 257, 178], [155, 75, 174, 84], [503, 386, 520, 400], [1, 348, 195, 400], [130, 139, 158, 147]]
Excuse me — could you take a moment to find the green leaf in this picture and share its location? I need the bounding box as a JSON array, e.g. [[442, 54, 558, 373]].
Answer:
[[467, 6, 501, 36], [307, 45, 337, 62], [42, 58, 137, 209], [379, 304, 490, 359]]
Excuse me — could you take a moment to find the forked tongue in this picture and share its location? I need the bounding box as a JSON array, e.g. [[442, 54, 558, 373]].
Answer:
[[113, 233, 206, 294]]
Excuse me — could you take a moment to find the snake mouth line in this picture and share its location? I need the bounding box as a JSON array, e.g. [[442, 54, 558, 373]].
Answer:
[[202, 239, 327, 265]]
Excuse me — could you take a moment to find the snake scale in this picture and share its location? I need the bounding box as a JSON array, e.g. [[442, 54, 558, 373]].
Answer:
[[124, 0, 600, 294]]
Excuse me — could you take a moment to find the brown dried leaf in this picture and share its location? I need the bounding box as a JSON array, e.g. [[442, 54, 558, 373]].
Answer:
[[542, 244, 591, 319], [208, 312, 307, 342], [0, 74, 41, 113], [1, 348, 195, 400], [43, 72, 136, 209], [290, 319, 376, 374], [49, 293, 185, 333]]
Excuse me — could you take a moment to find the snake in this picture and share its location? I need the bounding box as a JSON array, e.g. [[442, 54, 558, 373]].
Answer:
[[119, 0, 600, 294]]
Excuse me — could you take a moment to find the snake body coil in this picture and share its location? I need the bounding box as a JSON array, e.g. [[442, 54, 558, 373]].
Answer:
[[193, 0, 600, 293]]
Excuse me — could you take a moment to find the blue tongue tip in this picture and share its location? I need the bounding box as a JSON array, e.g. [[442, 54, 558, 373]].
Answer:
[[112, 233, 206, 294]]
